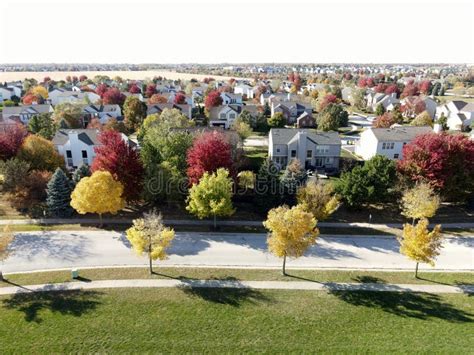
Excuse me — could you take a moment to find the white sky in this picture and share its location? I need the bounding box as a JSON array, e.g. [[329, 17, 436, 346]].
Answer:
[[0, 0, 473, 64]]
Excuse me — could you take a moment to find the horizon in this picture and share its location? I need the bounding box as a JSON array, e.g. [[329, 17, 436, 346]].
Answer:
[[1, 0, 473, 64]]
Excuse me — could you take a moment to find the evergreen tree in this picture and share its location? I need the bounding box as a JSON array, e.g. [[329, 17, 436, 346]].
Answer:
[[256, 159, 281, 209], [280, 159, 307, 204], [375, 103, 385, 116], [72, 164, 91, 184], [46, 168, 73, 217]]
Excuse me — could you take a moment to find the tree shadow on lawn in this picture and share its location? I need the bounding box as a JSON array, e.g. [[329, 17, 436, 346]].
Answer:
[[329, 289, 473, 322], [2, 287, 102, 323], [178, 277, 273, 307]]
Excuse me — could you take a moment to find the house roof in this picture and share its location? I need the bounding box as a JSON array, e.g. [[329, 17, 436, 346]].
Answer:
[[461, 102, 474, 112], [451, 100, 468, 111], [270, 128, 341, 145], [370, 126, 432, 142], [83, 104, 120, 113], [146, 103, 191, 115], [52, 129, 100, 146], [2, 104, 53, 115]]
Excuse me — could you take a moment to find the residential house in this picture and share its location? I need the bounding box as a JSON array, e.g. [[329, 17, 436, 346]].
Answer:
[[51, 91, 100, 106], [271, 101, 312, 124], [82, 104, 122, 125], [208, 105, 241, 129], [220, 92, 243, 105], [400, 96, 437, 119], [52, 129, 135, 170], [0, 86, 15, 102], [146, 103, 192, 119], [2, 104, 54, 124], [436, 100, 474, 131], [268, 128, 341, 171], [355, 126, 432, 160], [296, 111, 316, 128], [234, 84, 254, 99], [366, 92, 399, 111]]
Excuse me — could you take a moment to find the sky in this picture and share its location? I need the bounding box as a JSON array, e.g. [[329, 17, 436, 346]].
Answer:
[[0, 0, 473, 64]]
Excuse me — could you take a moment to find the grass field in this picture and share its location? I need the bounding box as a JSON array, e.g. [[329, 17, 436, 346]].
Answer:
[[2, 267, 473, 288], [0, 287, 472, 353]]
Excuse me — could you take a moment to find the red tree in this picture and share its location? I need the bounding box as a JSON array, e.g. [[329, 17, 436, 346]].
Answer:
[[79, 75, 88, 82], [148, 94, 168, 104], [418, 80, 431, 95], [129, 84, 141, 94], [145, 84, 157, 98], [92, 130, 144, 201], [186, 131, 233, 185], [72, 76, 78, 83], [102, 88, 126, 105], [357, 78, 367, 88], [204, 90, 223, 110], [22, 93, 41, 105], [43, 76, 51, 83], [319, 94, 338, 110], [401, 83, 419, 98], [373, 112, 396, 128], [366, 77, 375, 88], [174, 92, 186, 104], [96, 83, 109, 98], [385, 84, 399, 96], [0, 123, 28, 160], [374, 83, 387, 93], [398, 133, 474, 198]]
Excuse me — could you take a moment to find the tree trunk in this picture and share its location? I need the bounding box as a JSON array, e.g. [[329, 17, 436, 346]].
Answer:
[[149, 244, 153, 274], [282, 254, 287, 276], [0, 270, 3, 282], [415, 262, 419, 278]]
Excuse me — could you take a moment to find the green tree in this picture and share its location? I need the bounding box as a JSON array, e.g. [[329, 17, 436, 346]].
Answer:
[[316, 103, 348, 131], [231, 117, 253, 139], [280, 159, 307, 203], [72, 164, 91, 184], [375, 103, 385, 116], [256, 159, 281, 209], [52, 102, 84, 128], [28, 113, 57, 139], [0, 158, 30, 191], [267, 112, 286, 128], [46, 168, 73, 217], [335, 155, 396, 208], [123, 96, 147, 132], [186, 168, 235, 228], [411, 111, 433, 127]]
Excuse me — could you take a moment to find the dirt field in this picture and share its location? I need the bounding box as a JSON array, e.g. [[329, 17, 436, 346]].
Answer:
[[0, 70, 248, 82]]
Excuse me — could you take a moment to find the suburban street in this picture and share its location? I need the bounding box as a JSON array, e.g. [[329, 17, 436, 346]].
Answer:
[[3, 231, 473, 273]]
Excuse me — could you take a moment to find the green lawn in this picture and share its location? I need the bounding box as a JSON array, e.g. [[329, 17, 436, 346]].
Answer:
[[0, 288, 472, 353], [2, 267, 473, 288]]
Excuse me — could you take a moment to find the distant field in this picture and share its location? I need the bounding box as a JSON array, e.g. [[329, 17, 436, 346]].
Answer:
[[0, 70, 248, 82]]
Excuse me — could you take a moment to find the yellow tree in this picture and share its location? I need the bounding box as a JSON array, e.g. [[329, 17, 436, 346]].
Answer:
[[126, 210, 175, 274], [0, 225, 14, 281], [17, 135, 64, 172], [297, 180, 340, 221], [264, 205, 319, 275], [186, 168, 235, 228], [31, 85, 49, 99], [70, 171, 125, 225], [401, 183, 440, 224], [398, 218, 443, 278]]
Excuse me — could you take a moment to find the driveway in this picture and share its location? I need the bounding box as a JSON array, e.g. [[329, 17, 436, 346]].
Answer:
[[3, 231, 474, 273]]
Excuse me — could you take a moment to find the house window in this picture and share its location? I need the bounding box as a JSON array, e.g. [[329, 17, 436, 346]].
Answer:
[[394, 154, 399, 159], [306, 150, 312, 158], [291, 150, 296, 158], [389, 143, 394, 149], [382, 142, 386, 149], [219, 113, 226, 120], [316, 145, 329, 154], [66, 150, 73, 167], [276, 148, 280, 153], [229, 114, 235, 119], [82, 150, 88, 165]]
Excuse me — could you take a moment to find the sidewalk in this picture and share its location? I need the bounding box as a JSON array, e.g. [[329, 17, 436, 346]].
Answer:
[[1, 279, 473, 296], [0, 218, 473, 229]]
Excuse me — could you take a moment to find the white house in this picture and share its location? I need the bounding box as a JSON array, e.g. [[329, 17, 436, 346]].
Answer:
[[50, 90, 100, 106], [0, 87, 14, 102], [355, 126, 432, 160], [436, 100, 474, 131], [2, 104, 54, 124], [268, 128, 341, 171], [234, 84, 254, 99], [220, 92, 243, 105], [52, 129, 135, 170], [208, 105, 241, 129]]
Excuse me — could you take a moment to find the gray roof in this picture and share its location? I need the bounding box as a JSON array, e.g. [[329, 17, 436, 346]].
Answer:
[[52, 129, 100, 146], [146, 103, 190, 115], [370, 126, 432, 141], [451, 100, 468, 111], [270, 128, 341, 145], [2, 104, 53, 115]]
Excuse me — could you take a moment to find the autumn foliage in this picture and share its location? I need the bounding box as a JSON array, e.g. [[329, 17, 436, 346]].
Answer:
[[92, 130, 144, 201], [102, 88, 126, 105], [148, 94, 168, 104], [186, 131, 233, 185], [0, 124, 28, 160], [204, 90, 223, 110], [398, 133, 474, 198]]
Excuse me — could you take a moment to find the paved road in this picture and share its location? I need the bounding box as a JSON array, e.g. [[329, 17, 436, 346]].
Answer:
[[3, 231, 473, 273]]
